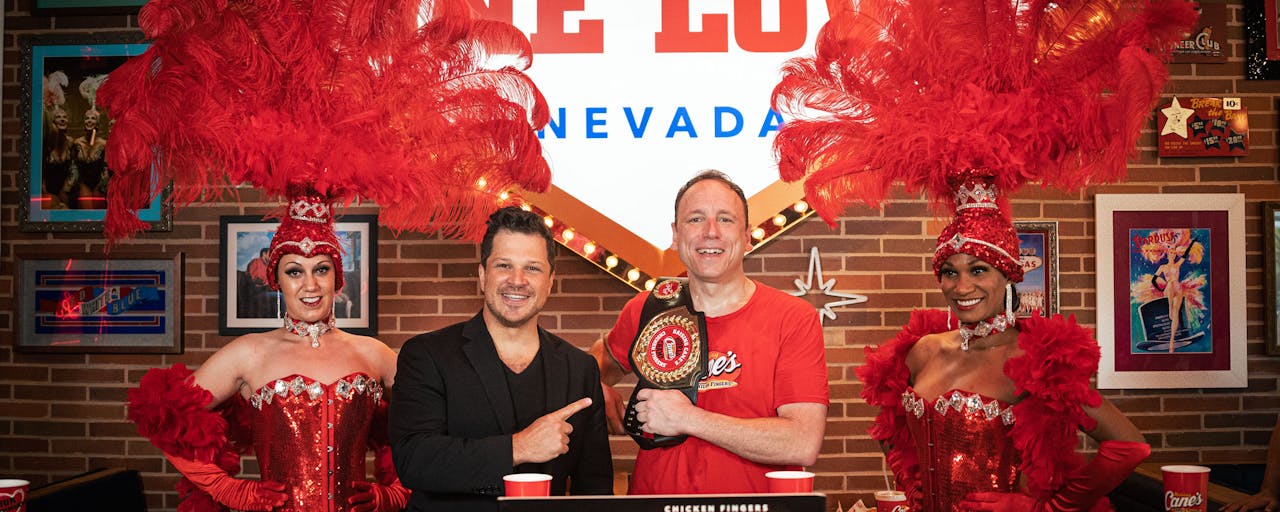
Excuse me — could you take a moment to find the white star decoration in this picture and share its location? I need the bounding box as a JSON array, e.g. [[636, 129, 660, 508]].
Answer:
[[789, 246, 869, 324], [1160, 96, 1194, 139]]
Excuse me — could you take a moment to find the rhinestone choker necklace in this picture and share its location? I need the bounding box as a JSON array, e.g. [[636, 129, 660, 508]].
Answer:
[[284, 315, 335, 348], [959, 310, 1017, 351]]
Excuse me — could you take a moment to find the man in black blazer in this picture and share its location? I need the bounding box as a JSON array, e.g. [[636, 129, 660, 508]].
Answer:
[[389, 207, 613, 512]]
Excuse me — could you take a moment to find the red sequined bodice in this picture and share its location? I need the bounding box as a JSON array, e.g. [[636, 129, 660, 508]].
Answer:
[[249, 373, 383, 512], [902, 388, 1020, 511]]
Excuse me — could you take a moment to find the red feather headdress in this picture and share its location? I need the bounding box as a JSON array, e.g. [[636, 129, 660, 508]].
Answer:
[[99, 0, 551, 242], [772, 0, 1196, 274]]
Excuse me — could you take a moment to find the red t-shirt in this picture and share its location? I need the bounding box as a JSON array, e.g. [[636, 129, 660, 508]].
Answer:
[[606, 282, 829, 494]]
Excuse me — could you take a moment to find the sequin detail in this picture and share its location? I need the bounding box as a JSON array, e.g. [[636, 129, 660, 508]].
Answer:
[[248, 373, 383, 511], [251, 374, 383, 410], [903, 388, 1021, 511], [902, 389, 1015, 426]]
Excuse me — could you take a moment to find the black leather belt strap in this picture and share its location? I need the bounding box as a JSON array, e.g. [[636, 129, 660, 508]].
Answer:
[[624, 278, 709, 450]]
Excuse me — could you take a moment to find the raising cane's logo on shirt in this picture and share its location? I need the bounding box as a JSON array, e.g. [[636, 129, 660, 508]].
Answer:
[[698, 350, 742, 391]]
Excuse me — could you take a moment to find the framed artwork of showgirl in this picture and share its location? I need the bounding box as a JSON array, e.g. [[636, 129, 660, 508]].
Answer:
[[218, 215, 378, 336], [1013, 221, 1059, 318], [1265, 202, 1280, 355], [18, 32, 171, 232], [14, 248, 183, 354], [1095, 194, 1246, 389]]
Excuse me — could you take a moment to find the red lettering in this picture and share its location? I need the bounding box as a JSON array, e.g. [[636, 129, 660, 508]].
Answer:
[[656, 0, 729, 52], [733, 0, 807, 52], [531, 0, 604, 53], [707, 350, 741, 376], [465, 0, 513, 24]]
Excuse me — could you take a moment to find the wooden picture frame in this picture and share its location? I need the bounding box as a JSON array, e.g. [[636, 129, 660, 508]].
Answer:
[[18, 32, 171, 232], [14, 248, 183, 353], [219, 215, 378, 336], [1095, 194, 1246, 389], [1013, 221, 1059, 318]]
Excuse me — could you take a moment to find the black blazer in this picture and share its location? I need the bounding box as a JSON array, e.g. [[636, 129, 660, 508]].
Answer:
[[389, 313, 613, 512]]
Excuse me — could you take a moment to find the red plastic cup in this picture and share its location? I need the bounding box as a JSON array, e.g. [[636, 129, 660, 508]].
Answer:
[[765, 471, 814, 493], [1161, 465, 1209, 512], [0, 479, 29, 512], [503, 473, 552, 497], [874, 490, 908, 512]]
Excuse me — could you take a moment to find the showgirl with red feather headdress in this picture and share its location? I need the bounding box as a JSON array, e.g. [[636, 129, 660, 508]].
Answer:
[[772, 0, 1195, 510], [108, 1, 550, 510]]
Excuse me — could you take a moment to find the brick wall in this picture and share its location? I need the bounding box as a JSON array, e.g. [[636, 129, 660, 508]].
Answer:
[[2, 2, 1277, 511]]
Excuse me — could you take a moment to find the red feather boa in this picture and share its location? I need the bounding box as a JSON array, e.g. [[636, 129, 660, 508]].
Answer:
[[127, 364, 252, 512], [857, 309, 1108, 510]]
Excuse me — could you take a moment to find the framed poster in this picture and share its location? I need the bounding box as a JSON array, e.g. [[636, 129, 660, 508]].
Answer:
[[1095, 194, 1246, 389], [14, 249, 183, 353], [1013, 221, 1058, 318], [219, 215, 378, 336], [33, 0, 145, 14], [18, 32, 170, 233], [1265, 202, 1280, 355]]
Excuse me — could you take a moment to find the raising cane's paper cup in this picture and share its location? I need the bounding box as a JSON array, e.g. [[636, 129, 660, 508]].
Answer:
[[765, 470, 814, 493], [503, 473, 552, 497], [0, 480, 29, 512], [874, 489, 908, 511], [1161, 465, 1210, 512]]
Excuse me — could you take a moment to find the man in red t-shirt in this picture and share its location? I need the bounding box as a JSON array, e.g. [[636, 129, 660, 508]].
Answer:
[[590, 170, 829, 494]]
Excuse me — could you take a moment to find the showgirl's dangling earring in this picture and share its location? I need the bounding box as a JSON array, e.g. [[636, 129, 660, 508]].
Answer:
[[277, 292, 282, 326], [1006, 283, 1014, 318], [946, 307, 953, 329]]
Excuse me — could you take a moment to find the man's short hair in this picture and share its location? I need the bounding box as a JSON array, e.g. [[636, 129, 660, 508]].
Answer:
[[480, 206, 557, 271], [672, 169, 749, 225]]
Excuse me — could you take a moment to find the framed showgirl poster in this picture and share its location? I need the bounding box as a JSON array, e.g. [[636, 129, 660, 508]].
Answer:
[[1013, 221, 1058, 318], [1096, 194, 1245, 389], [218, 215, 378, 336], [18, 32, 171, 232], [14, 249, 183, 354]]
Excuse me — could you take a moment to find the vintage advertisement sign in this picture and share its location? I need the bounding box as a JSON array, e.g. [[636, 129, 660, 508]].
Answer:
[[1173, 2, 1226, 63], [1157, 96, 1248, 157]]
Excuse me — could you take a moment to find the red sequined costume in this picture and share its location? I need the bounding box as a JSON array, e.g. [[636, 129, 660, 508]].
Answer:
[[129, 365, 405, 512], [858, 310, 1108, 511]]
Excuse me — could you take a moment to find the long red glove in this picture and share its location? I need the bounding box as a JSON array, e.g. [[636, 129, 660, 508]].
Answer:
[[960, 440, 1151, 511], [166, 454, 289, 511], [348, 480, 411, 512]]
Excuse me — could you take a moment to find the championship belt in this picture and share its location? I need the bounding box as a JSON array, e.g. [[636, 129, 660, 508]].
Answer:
[[624, 278, 708, 450]]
